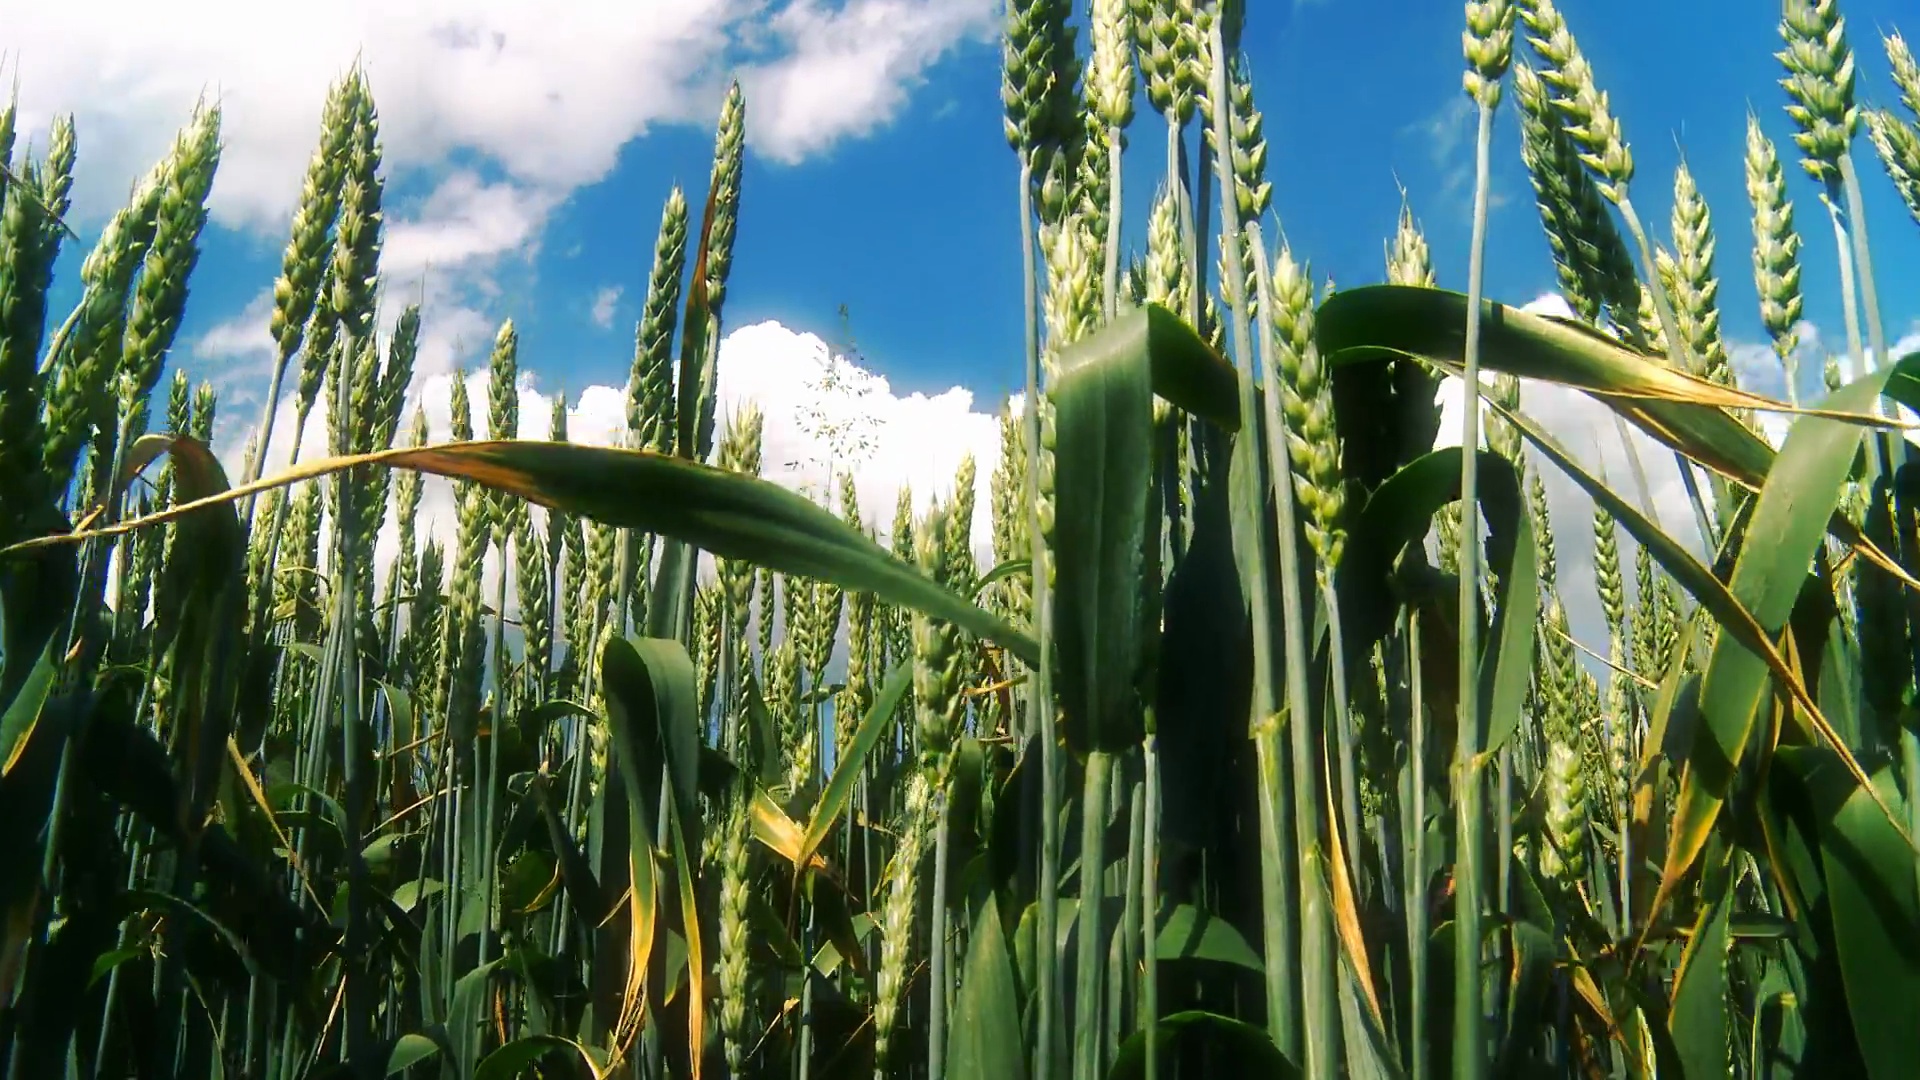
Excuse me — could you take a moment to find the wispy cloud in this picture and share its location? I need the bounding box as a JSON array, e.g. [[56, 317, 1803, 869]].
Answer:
[[590, 285, 623, 330], [1403, 95, 1511, 217]]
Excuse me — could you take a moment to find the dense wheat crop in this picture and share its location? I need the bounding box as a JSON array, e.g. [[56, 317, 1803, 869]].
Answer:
[[3, 0, 1920, 1077]]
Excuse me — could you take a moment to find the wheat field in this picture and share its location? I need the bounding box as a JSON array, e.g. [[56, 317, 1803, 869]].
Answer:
[[2, 0, 1920, 1078]]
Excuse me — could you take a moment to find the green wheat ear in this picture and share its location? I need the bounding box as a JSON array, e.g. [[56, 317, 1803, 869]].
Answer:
[[1745, 115, 1806, 392]]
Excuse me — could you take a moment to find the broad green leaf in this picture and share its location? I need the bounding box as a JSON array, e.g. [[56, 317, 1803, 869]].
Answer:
[[599, 637, 694, 1045], [1052, 302, 1157, 754], [1669, 856, 1735, 1078], [945, 894, 1028, 1080], [24, 440, 1042, 668], [1776, 748, 1920, 1080], [384, 1033, 443, 1075], [500, 849, 558, 914], [664, 795, 706, 1078], [0, 643, 56, 776], [795, 662, 911, 875], [85, 946, 146, 991], [1316, 285, 1895, 476], [1665, 367, 1906, 905], [973, 557, 1033, 600], [1153, 904, 1262, 972], [473, 1034, 605, 1080], [1318, 286, 1916, 586], [1339, 447, 1535, 755], [600, 635, 707, 1078], [0, 498, 77, 773], [122, 434, 247, 833], [1487, 391, 1891, 902], [1106, 1009, 1300, 1079]]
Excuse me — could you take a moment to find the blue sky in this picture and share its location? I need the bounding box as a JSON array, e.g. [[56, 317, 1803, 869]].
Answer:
[[14, 0, 1920, 633]]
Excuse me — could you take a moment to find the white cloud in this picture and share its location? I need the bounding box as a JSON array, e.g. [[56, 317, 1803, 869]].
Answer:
[[216, 317, 1004, 636], [6, 0, 997, 234], [742, 0, 998, 163], [589, 285, 623, 330], [383, 172, 557, 280], [1433, 294, 1920, 665]]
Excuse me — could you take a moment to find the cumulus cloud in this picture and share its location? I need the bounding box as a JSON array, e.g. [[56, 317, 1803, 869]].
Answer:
[[6, 0, 997, 235], [218, 316, 1005, 635], [742, 0, 998, 163]]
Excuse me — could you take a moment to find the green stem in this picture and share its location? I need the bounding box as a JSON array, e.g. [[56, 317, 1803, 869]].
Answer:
[[1074, 750, 1114, 1080], [1406, 612, 1429, 1080], [1118, 768, 1144, 1044], [1324, 576, 1362, 896], [1839, 154, 1903, 483], [1454, 97, 1496, 1080], [1017, 153, 1061, 1080], [1141, 734, 1162, 1080], [1105, 125, 1124, 318], [1220, 83, 1322, 1080], [930, 790, 951, 1080]]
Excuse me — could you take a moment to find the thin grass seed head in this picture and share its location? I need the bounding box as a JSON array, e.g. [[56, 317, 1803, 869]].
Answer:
[[1272, 245, 1346, 576], [1386, 198, 1436, 287], [1665, 162, 1732, 394], [1519, 0, 1633, 199], [911, 503, 965, 771], [486, 320, 522, 545], [1212, 50, 1271, 226], [0, 99, 14, 189], [1487, 373, 1522, 464], [1090, 0, 1136, 132], [1514, 59, 1606, 323], [1744, 115, 1805, 363], [1635, 282, 1668, 356], [1777, 0, 1858, 188], [1464, 0, 1517, 108], [328, 72, 384, 345], [703, 82, 745, 319], [717, 775, 754, 1073], [1888, 31, 1920, 118], [296, 259, 339, 423], [40, 169, 164, 490], [873, 768, 932, 1071], [1866, 108, 1920, 226], [944, 452, 979, 595], [839, 484, 877, 751], [0, 162, 56, 502], [754, 567, 776, 675], [1132, 0, 1193, 123], [990, 404, 1032, 627], [395, 406, 427, 583], [119, 100, 221, 434], [717, 403, 766, 652], [1528, 467, 1557, 594], [1593, 502, 1625, 645], [1187, 1, 1221, 137], [1144, 182, 1189, 312], [449, 363, 473, 443], [518, 516, 552, 700], [41, 110, 76, 215], [695, 583, 723, 716], [1075, 84, 1114, 255], [1540, 734, 1591, 885], [270, 75, 355, 368], [1002, 0, 1076, 157], [630, 185, 687, 451]]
